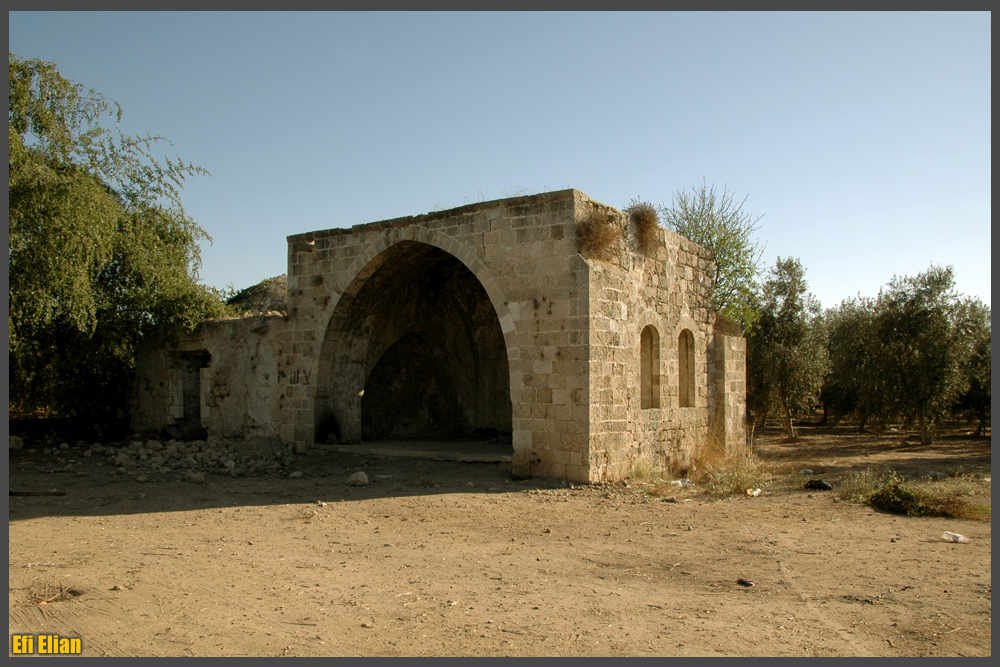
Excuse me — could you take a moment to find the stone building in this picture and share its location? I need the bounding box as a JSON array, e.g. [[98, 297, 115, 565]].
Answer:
[[132, 189, 746, 483]]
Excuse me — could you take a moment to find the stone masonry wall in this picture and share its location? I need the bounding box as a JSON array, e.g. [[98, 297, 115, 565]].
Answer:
[[579, 197, 718, 482], [281, 189, 591, 481], [710, 330, 748, 457], [132, 315, 287, 440], [132, 188, 746, 483], [132, 336, 178, 433]]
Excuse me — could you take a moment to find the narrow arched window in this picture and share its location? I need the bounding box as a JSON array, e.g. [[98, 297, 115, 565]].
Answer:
[[678, 329, 695, 408], [640, 325, 660, 409]]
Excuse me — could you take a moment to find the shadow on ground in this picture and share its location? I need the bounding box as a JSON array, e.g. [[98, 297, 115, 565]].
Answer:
[[8, 444, 567, 523], [753, 421, 992, 480]]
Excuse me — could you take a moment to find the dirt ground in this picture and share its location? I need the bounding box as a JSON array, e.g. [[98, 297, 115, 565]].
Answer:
[[8, 423, 991, 656]]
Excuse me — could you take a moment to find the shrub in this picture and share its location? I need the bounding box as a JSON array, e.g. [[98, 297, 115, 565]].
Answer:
[[576, 209, 620, 261], [841, 468, 991, 520], [867, 473, 929, 516], [626, 199, 660, 255]]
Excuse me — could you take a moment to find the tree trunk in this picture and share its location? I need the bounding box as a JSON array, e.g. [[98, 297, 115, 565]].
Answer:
[[918, 408, 931, 445], [858, 412, 868, 434], [781, 392, 796, 439]]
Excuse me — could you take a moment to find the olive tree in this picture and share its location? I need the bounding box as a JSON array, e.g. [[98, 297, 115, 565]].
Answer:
[[951, 297, 991, 436], [821, 269, 989, 441], [821, 296, 895, 431], [868, 266, 968, 444], [747, 257, 829, 438]]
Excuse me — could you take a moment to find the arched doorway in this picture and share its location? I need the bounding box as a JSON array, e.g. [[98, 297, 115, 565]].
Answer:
[[314, 240, 512, 447]]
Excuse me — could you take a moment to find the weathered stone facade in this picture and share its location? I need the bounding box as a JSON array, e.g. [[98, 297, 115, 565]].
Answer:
[[132, 189, 746, 482]]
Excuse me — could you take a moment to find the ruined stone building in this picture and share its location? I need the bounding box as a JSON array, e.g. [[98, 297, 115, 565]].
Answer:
[[132, 189, 746, 483]]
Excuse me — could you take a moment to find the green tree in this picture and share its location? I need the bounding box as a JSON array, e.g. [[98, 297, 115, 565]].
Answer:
[[821, 297, 893, 431], [821, 301, 863, 424], [659, 180, 766, 332], [868, 266, 965, 444], [9, 52, 230, 421], [951, 297, 991, 436], [747, 257, 828, 438], [822, 271, 989, 441]]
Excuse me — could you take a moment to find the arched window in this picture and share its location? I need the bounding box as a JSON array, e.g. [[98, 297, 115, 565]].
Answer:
[[678, 329, 695, 408], [640, 325, 660, 409]]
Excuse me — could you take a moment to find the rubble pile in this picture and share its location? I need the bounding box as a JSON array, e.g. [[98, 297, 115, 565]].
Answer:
[[13, 435, 295, 481], [100, 436, 291, 480]]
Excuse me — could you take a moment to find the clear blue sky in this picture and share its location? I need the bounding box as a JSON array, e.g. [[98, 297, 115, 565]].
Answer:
[[9, 12, 991, 309]]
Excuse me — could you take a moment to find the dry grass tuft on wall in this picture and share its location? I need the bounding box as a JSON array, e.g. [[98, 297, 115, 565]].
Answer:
[[626, 200, 661, 255], [576, 208, 620, 261]]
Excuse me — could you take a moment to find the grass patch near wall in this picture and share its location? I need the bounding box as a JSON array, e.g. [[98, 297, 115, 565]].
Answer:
[[624, 458, 708, 499], [704, 455, 773, 498], [627, 460, 666, 484], [624, 460, 675, 497]]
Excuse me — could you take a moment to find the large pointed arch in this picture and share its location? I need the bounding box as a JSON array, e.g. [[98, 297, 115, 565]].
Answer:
[[313, 230, 516, 445], [321, 226, 516, 343]]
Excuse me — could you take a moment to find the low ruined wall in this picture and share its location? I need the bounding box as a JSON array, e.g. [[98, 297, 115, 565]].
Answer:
[[132, 336, 178, 434], [131, 316, 286, 440], [198, 316, 286, 439]]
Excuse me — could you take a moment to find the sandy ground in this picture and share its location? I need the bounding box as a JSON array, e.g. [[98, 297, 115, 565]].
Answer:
[[8, 424, 991, 656]]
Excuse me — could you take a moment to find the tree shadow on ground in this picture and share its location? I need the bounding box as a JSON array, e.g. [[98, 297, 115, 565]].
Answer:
[[753, 421, 991, 479]]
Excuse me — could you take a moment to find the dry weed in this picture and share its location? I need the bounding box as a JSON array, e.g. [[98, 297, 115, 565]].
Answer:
[[921, 496, 991, 521], [11, 580, 84, 607], [624, 460, 674, 497], [627, 459, 667, 484], [624, 458, 713, 498], [625, 199, 660, 255], [683, 443, 773, 498], [920, 474, 991, 521], [837, 467, 892, 503], [576, 209, 620, 261], [705, 455, 772, 498]]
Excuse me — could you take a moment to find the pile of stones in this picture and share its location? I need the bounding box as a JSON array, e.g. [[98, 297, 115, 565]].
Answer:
[[12, 434, 294, 482], [96, 435, 289, 480]]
